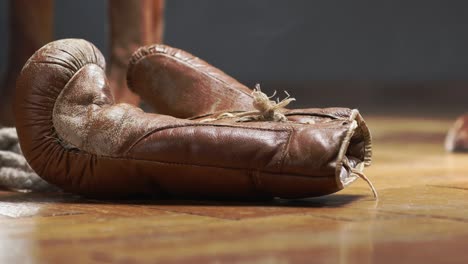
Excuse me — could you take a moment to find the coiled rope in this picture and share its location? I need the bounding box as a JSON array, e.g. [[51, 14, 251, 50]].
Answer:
[[0, 127, 57, 191]]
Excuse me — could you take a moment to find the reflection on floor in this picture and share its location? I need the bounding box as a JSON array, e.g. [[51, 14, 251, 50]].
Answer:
[[0, 116, 467, 263]]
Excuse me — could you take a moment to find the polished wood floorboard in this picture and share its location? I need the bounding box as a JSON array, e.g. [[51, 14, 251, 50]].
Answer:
[[0, 116, 467, 263]]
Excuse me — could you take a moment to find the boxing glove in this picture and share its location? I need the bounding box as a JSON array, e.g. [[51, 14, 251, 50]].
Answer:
[[15, 39, 373, 199], [126, 43, 371, 167]]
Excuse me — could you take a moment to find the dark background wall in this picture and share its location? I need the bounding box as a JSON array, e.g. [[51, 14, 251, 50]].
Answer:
[[1, 0, 467, 113]]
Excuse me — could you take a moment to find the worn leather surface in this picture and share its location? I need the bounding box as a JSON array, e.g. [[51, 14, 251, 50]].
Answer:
[[127, 44, 255, 117], [15, 39, 371, 199], [445, 114, 468, 152]]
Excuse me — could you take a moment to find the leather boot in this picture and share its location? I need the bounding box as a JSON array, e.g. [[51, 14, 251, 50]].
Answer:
[[0, 0, 53, 126], [108, 0, 164, 106], [15, 39, 373, 199], [445, 114, 468, 152]]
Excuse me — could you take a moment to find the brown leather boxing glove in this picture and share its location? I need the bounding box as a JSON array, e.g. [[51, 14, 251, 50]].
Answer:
[[126, 43, 371, 166], [15, 39, 373, 199], [126, 44, 366, 126], [445, 114, 468, 152]]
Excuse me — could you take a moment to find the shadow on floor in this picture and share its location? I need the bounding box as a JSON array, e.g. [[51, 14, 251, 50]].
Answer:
[[0, 190, 364, 208]]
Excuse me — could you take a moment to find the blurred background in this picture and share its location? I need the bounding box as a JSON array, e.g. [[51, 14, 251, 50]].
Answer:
[[0, 0, 467, 116]]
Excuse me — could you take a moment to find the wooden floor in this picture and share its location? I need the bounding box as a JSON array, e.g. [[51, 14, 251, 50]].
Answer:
[[1, 116, 467, 263]]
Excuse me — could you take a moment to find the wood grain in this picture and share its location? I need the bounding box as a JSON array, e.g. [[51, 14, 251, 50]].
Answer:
[[0, 116, 467, 263]]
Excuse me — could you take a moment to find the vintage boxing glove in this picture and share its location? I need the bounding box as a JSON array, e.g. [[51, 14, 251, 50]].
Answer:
[[126, 44, 366, 127], [15, 39, 373, 199], [445, 114, 468, 152], [126, 43, 373, 193], [126, 44, 372, 170]]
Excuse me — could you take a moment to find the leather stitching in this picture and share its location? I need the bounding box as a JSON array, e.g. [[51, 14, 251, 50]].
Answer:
[[279, 128, 293, 174]]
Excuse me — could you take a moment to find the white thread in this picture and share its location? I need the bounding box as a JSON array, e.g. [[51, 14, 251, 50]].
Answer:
[[343, 158, 378, 199], [200, 84, 295, 123]]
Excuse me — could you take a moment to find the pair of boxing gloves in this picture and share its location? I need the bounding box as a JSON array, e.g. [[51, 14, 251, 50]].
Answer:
[[14, 39, 373, 199]]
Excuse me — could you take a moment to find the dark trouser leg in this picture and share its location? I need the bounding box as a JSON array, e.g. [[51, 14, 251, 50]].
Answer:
[[108, 0, 165, 106], [1, 0, 53, 126]]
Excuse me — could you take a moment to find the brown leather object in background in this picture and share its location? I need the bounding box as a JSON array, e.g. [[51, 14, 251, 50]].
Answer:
[[14, 39, 372, 199], [108, 0, 165, 106], [1, 0, 54, 127], [445, 114, 468, 152]]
